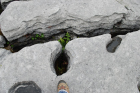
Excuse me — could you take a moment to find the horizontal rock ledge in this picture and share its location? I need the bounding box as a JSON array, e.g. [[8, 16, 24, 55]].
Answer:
[[0, 0, 140, 41]]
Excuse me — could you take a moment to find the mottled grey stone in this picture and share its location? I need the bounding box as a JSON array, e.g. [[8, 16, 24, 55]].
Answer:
[[115, 0, 140, 29], [0, 48, 11, 65], [57, 30, 140, 93], [106, 37, 122, 53], [1, 0, 140, 41], [0, 41, 62, 93], [1, 30, 140, 93], [1, 0, 31, 9]]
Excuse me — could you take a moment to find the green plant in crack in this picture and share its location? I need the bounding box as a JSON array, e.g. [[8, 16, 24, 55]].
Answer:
[[63, 32, 71, 43], [41, 33, 44, 38], [6, 41, 14, 48], [32, 37, 35, 40], [7, 41, 9, 45], [32, 33, 44, 40], [10, 45, 14, 48], [58, 32, 71, 51], [36, 34, 39, 38], [58, 67, 63, 74]]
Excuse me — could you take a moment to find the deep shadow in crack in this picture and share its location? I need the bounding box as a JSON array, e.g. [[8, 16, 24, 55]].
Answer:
[[54, 51, 68, 76], [7, 30, 78, 53], [111, 30, 131, 38], [2, 28, 140, 53], [7, 30, 68, 53], [138, 81, 140, 92], [0, 3, 3, 14], [110, 28, 139, 38]]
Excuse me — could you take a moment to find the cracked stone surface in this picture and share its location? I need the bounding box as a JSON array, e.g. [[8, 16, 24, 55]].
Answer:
[[60, 30, 140, 93], [0, 0, 140, 41], [0, 41, 61, 93], [0, 30, 140, 93]]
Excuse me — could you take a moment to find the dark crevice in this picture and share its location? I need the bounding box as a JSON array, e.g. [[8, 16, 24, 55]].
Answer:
[[6, 29, 80, 53], [113, 20, 123, 28], [138, 81, 140, 92], [110, 28, 139, 38], [54, 51, 68, 76], [66, 25, 134, 38], [4, 28, 140, 53], [110, 31, 130, 38], [1, 2, 9, 10], [0, 3, 3, 14], [1, 26, 139, 53]]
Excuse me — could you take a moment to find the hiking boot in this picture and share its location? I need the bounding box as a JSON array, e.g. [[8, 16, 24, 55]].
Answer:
[[57, 80, 69, 93]]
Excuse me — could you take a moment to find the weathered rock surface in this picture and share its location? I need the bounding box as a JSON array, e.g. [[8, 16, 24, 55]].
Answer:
[[115, 0, 140, 29], [0, 35, 6, 47], [0, 41, 62, 93], [1, 0, 31, 9], [0, 48, 11, 64], [1, 0, 140, 41], [58, 30, 140, 93], [1, 30, 140, 93]]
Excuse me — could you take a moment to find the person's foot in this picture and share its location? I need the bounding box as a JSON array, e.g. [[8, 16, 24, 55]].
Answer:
[[57, 80, 69, 93]]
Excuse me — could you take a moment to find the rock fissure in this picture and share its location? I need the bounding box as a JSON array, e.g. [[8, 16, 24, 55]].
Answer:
[[138, 81, 140, 92], [3, 25, 140, 53], [54, 51, 69, 76], [0, 0, 140, 92]]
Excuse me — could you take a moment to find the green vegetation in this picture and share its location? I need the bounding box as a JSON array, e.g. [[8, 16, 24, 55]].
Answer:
[[10, 45, 14, 48], [7, 42, 9, 45], [58, 32, 71, 51], [58, 67, 64, 74], [6, 41, 14, 48], [32, 33, 44, 40]]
